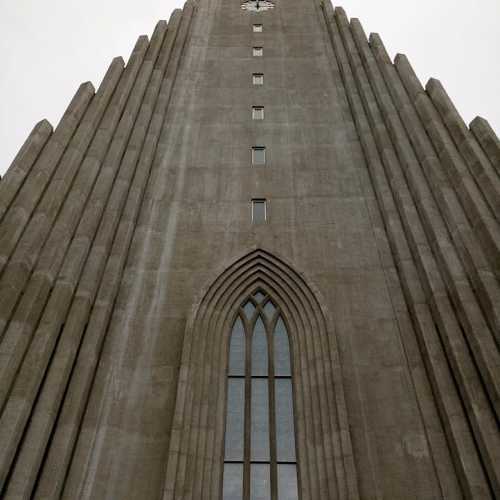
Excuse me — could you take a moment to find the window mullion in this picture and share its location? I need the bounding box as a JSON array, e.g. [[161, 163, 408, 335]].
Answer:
[[267, 318, 278, 500], [243, 318, 252, 500]]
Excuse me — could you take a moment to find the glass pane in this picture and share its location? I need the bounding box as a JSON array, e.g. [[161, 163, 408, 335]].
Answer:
[[253, 74, 264, 85], [275, 379, 296, 462], [252, 107, 264, 120], [274, 317, 291, 377], [252, 147, 266, 165], [243, 301, 256, 320], [250, 464, 271, 500], [229, 317, 245, 376], [252, 201, 266, 223], [252, 317, 268, 376], [224, 379, 245, 461], [253, 24, 263, 32], [263, 301, 276, 320], [254, 291, 266, 303], [253, 47, 263, 57], [277, 464, 299, 500], [223, 463, 244, 500], [251, 378, 270, 461]]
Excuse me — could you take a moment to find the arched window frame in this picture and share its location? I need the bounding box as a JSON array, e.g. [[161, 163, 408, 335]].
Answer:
[[223, 289, 299, 500], [164, 250, 358, 500]]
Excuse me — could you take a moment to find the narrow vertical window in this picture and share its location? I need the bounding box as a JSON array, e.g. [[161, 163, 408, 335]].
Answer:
[[253, 24, 263, 32], [252, 147, 266, 165], [223, 292, 299, 500], [251, 199, 267, 224], [252, 106, 264, 120], [253, 46, 263, 57], [252, 73, 264, 85]]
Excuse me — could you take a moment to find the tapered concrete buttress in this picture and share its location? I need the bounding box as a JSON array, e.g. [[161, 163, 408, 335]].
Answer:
[[470, 116, 500, 174], [1, 18, 172, 500], [0, 59, 124, 348], [0, 119, 53, 222], [426, 79, 500, 217], [348, 15, 500, 427], [0, 38, 151, 491], [323, 3, 497, 499], [60, 7, 196, 499], [345, 20, 500, 494], [393, 53, 500, 341], [0, 82, 94, 275]]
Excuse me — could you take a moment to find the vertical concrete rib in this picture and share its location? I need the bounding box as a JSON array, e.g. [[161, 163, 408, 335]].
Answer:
[[0, 59, 123, 341], [0, 53, 126, 405], [59, 6, 195, 497], [367, 33, 500, 415], [345, 16, 500, 423], [0, 83, 94, 275], [27, 9, 187, 499], [0, 119, 53, 222], [470, 116, 500, 175], [344, 15, 499, 496], [395, 63, 500, 277], [392, 53, 500, 343], [0, 37, 150, 491], [322, 3, 494, 498], [426, 80, 500, 217], [1, 18, 172, 499]]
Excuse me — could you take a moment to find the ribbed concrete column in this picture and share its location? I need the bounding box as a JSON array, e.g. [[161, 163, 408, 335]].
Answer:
[[470, 116, 500, 174], [0, 37, 152, 492], [0, 120, 53, 222], [368, 33, 500, 407], [0, 82, 94, 275], [346, 15, 499, 497], [0, 55, 127, 409], [347, 15, 500, 422], [345, 23, 500, 495], [323, 4, 495, 498], [0, 59, 123, 345], [0, 28, 163, 495], [1, 21, 171, 499], [395, 60, 500, 277], [49, 7, 194, 498], [392, 54, 500, 342], [322, 4, 453, 498], [426, 80, 500, 217]]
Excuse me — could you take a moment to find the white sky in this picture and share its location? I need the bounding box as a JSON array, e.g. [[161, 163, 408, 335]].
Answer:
[[1, 0, 499, 175]]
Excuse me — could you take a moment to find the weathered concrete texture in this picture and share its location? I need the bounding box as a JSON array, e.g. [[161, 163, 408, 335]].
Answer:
[[0, 0, 499, 498]]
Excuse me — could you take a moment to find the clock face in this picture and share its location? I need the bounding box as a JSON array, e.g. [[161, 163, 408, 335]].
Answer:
[[241, 0, 275, 11]]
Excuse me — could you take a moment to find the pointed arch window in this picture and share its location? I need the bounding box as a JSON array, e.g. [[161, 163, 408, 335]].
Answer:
[[223, 290, 299, 500]]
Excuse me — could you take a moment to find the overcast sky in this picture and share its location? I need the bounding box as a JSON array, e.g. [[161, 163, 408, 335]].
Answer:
[[1, 0, 499, 175]]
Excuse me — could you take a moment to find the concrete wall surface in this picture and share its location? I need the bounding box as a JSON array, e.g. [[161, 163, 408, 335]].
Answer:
[[0, 0, 499, 498]]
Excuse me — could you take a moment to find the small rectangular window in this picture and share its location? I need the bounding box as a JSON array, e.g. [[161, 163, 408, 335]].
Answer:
[[252, 106, 264, 120], [253, 24, 263, 33], [253, 46, 263, 57], [252, 73, 264, 85], [252, 146, 266, 165], [252, 199, 267, 223]]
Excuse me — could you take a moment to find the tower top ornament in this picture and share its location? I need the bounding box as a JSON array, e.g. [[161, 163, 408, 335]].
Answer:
[[241, 0, 275, 11]]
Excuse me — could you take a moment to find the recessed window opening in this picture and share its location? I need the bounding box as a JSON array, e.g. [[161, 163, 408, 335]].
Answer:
[[251, 199, 267, 223], [223, 291, 299, 499], [252, 106, 264, 120], [252, 146, 266, 165], [253, 24, 263, 32], [252, 73, 264, 85], [253, 46, 263, 57]]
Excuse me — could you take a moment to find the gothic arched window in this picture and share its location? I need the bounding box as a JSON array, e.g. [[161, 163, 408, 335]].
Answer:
[[223, 290, 299, 500]]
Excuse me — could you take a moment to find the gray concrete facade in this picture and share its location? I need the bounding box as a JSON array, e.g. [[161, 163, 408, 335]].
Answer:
[[0, 0, 499, 498]]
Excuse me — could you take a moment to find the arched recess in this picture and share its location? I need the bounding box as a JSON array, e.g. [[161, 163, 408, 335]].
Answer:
[[162, 249, 359, 500]]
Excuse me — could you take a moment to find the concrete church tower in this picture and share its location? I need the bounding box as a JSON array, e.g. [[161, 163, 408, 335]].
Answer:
[[0, 0, 499, 498]]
